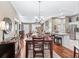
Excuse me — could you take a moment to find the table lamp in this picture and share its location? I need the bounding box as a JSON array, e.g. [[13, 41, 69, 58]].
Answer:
[[0, 21, 6, 41]]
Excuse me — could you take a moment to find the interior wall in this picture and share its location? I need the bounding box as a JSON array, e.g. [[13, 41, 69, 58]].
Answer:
[[44, 17, 78, 51], [49, 18, 52, 33], [62, 35, 78, 51], [24, 24, 29, 34], [0, 1, 19, 41], [52, 18, 66, 33]]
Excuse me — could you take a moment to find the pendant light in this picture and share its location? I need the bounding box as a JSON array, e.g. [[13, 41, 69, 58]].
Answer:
[[35, 1, 42, 23]]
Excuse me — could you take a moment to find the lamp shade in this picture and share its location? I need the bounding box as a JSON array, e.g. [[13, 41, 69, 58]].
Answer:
[[0, 21, 5, 30]]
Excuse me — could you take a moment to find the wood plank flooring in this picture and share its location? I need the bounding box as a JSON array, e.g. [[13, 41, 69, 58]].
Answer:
[[20, 38, 75, 58], [53, 44, 74, 58]]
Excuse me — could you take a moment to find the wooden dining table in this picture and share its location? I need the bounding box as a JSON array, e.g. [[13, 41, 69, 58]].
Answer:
[[25, 37, 53, 58]]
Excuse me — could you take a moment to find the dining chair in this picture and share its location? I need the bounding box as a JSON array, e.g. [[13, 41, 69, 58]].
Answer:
[[32, 37, 44, 58], [44, 36, 50, 50], [74, 46, 79, 58]]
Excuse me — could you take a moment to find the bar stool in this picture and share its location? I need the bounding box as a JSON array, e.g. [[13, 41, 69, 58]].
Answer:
[[54, 36, 62, 45]]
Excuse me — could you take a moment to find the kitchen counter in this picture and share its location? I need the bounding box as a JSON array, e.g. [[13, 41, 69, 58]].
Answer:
[[52, 32, 67, 36]]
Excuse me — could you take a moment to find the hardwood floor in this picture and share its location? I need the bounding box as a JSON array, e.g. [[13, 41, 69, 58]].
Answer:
[[53, 44, 74, 58], [19, 38, 74, 58]]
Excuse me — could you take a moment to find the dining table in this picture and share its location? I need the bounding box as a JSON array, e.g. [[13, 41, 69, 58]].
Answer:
[[25, 36, 53, 58]]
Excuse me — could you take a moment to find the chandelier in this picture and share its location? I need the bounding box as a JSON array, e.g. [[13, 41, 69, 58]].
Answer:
[[35, 1, 43, 23]]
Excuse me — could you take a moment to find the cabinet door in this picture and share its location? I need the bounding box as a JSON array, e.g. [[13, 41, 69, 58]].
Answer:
[[69, 24, 76, 40]]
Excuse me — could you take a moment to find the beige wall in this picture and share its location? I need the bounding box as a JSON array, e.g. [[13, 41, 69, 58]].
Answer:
[[0, 1, 18, 17], [0, 1, 19, 41]]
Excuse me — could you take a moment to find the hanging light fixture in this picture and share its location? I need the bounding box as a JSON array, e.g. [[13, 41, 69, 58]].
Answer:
[[38, 1, 41, 20], [35, 1, 43, 23]]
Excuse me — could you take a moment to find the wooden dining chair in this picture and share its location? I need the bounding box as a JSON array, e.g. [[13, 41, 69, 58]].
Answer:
[[32, 37, 44, 58], [74, 46, 79, 58], [44, 36, 50, 50]]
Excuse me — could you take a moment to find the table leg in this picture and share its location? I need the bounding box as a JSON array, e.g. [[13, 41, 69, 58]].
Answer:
[[74, 47, 76, 58], [26, 42, 28, 58], [61, 38, 62, 46], [50, 41, 53, 58]]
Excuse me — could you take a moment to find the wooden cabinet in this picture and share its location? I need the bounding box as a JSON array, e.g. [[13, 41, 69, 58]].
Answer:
[[0, 42, 15, 58], [65, 15, 79, 40]]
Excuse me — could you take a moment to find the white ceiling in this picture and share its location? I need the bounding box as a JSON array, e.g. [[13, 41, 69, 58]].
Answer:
[[11, 1, 79, 23]]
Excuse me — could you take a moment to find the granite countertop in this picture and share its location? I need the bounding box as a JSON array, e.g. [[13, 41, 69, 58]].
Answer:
[[52, 32, 67, 36]]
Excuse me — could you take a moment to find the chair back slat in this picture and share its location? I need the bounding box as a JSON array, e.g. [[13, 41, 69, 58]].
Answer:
[[32, 37, 44, 58]]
